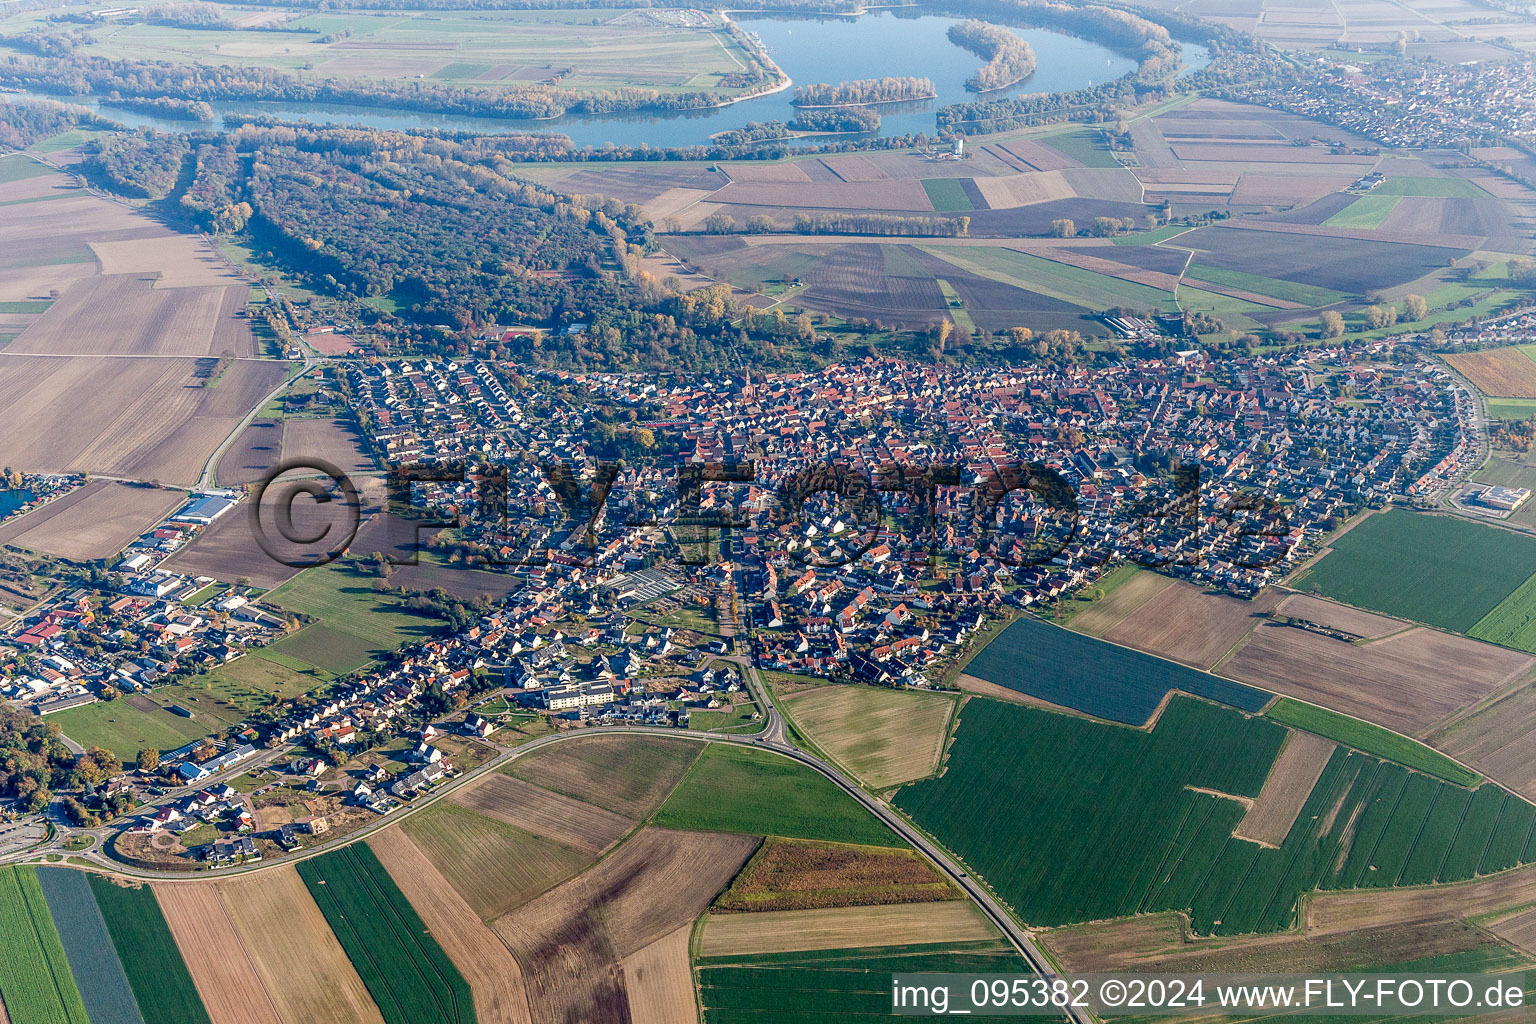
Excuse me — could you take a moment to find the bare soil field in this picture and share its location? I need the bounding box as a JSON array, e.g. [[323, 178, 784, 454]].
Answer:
[[90, 235, 246, 289], [219, 867, 387, 1024], [504, 735, 702, 817], [0, 480, 183, 560], [1235, 730, 1338, 846], [367, 828, 534, 1024], [1045, 912, 1506, 974], [971, 170, 1074, 209], [1273, 592, 1405, 638], [1096, 581, 1279, 669], [698, 901, 998, 956], [492, 828, 755, 1024], [1229, 173, 1356, 206], [403, 801, 593, 920], [1306, 862, 1536, 934], [217, 418, 283, 486], [154, 882, 284, 1024], [711, 180, 933, 211], [1178, 224, 1471, 293], [281, 416, 376, 477], [640, 187, 713, 224], [1221, 622, 1533, 736], [0, 354, 288, 485], [997, 139, 1080, 171], [0, 261, 96, 303], [1428, 681, 1536, 799], [817, 155, 890, 182], [450, 774, 634, 855], [9, 275, 249, 357], [1445, 347, 1536, 398], [722, 163, 811, 184], [1490, 906, 1536, 955], [620, 926, 696, 1024], [780, 683, 952, 790], [161, 500, 303, 590]]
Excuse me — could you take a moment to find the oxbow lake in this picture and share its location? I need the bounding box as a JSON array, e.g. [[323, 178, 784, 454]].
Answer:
[[8, 11, 1209, 148]]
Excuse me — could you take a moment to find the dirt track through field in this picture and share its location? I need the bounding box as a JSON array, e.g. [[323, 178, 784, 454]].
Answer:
[[153, 882, 284, 1024], [368, 828, 534, 1024]]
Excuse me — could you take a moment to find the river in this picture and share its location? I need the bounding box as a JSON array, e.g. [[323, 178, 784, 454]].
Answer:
[[8, 10, 1210, 148]]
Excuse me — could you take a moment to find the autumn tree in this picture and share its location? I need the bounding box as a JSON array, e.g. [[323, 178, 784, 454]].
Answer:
[[1320, 311, 1346, 338]]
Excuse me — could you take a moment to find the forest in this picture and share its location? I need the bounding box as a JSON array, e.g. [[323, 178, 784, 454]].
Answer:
[[82, 129, 191, 198], [792, 77, 936, 107], [787, 107, 881, 133], [948, 19, 1037, 92]]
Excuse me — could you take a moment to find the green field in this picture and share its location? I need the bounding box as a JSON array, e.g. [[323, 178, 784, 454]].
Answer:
[[49, 699, 210, 762], [1469, 571, 1536, 654], [962, 614, 1270, 725], [1322, 194, 1402, 229], [652, 743, 903, 847], [894, 697, 1533, 933], [0, 153, 53, 183], [696, 942, 1058, 1024], [0, 867, 89, 1024], [1292, 509, 1536, 633], [920, 178, 973, 212], [1486, 397, 1536, 420], [297, 844, 474, 1024], [0, 299, 52, 313], [1186, 263, 1350, 306], [1266, 699, 1480, 786], [1372, 176, 1491, 198], [930, 246, 1179, 312], [1039, 127, 1121, 168], [86, 874, 211, 1024], [264, 563, 444, 668]]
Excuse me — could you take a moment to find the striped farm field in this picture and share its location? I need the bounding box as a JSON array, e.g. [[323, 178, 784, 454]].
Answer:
[[894, 697, 1536, 934], [36, 868, 144, 1024], [297, 844, 475, 1024], [87, 874, 211, 1024], [1446, 345, 1536, 398], [0, 866, 89, 1024]]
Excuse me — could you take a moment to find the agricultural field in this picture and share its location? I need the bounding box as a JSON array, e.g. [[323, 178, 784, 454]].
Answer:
[[1086, 579, 1281, 669], [0, 6, 760, 95], [1265, 699, 1480, 786], [365, 829, 532, 1024], [779, 683, 954, 790], [1290, 509, 1536, 635], [1445, 345, 1536, 398], [506, 734, 702, 816], [492, 827, 756, 1024], [0, 480, 184, 561], [0, 866, 89, 1024], [620, 926, 693, 1024], [698, 901, 1001, 957], [1234, 730, 1337, 847], [960, 614, 1271, 726], [894, 696, 1533, 933], [712, 837, 960, 912], [401, 800, 593, 919], [36, 869, 146, 1024], [85, 875, 211, 1024], [651, 743, 904, 847], [296, 845, 475, 1024], [262, 562, 448, 667], [449, 773, 633, 855], [1218, 618, 1533, 738], [695, 942, 1055, 1024], [1429, 679, 1536, 800], [152, 882, 284, 1024]]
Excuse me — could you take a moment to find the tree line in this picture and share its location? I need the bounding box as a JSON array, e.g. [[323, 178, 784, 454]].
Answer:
[[792, 77, 935, 107], [786, 106, 881, 133]]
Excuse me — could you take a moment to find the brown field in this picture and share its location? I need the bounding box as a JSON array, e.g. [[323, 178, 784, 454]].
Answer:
[[971, 171, 1074, 210], [450, 773, 634, 855], [779, 684, 952, 790], [1490, 906, 1536, 955], [1445, 347, 1536, 398], [1306, 862, 1536, 934], [1033, 245, 1182, 290], [0, 354, 289, 484], [711, 180, 932, 211], [161, 499, 304, 590], [818, 155, 890, 182], [367, 828, 534, 1024], [698, 901, 999, 956], [1428, 680, 1536, 799], [403, 800, 593, 920], [219, 866, 387, 1024], [504, 734, 702, 817], [9, 274, 251, 357], [1229, 173, 1357, 206], [1221, 622, 1534, 737], [998, 139, 1081, 171], [216, 418, 283, 486], [1101, 581, 1281, 670], [0, 261, 96, 302], [1069, 570, 1174, 636], [281, 416, 377, 477], [90, 235, 246, 289], [1273, 592, 1405, 639], [621, 925, 696, 1024], [1044, 911, 1512, 975], [153, 882, 284, 1024], [0, 480, 183, 560], [1235, 730, 1338, 847], [712, 836, 959, 912], [492, 828, 756, 1024], [641, 187, 713, 224], [721, 162, 811, 184]]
